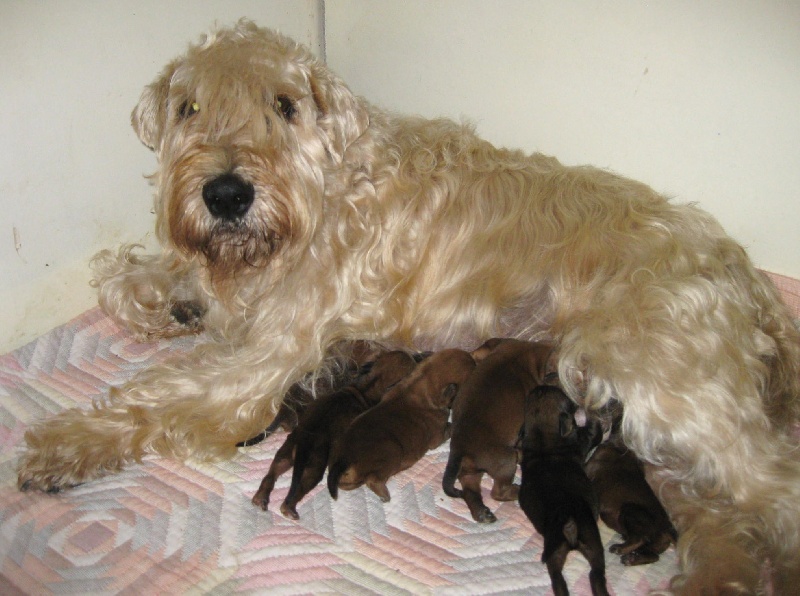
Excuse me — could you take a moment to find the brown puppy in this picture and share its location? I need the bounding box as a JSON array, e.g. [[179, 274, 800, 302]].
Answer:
[[328, 349, 476, 502], [585, 426, 677, 565], [518, 385, 607, 596], [252, 350, 417, 518], [442, 338, 554, 522]]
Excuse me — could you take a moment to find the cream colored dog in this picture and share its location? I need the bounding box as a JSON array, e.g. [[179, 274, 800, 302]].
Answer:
[[17, 20, 800, 594]]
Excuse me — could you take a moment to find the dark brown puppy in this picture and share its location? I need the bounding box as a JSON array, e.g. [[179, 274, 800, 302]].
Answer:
[[328, 349, 476, 502], [518, 385, 607, 596], [442, 338, 555, 522], [239, 340, 385, 447], [585, 426, 677, 565], [252, 350, 417, 518], [236, 384, 315, 447]]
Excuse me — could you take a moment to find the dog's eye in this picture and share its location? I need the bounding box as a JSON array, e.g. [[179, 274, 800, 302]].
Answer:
[[275, 95, 296, 121], [178, 100, 200, 120]]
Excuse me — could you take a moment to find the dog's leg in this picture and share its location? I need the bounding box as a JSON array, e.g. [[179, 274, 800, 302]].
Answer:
[[577, 514, 610, 596], [558, 268, 800, 593], [280, 437, 328, 519], [91, 245, 205, 340], [18, 339, 311, 492], [365, 476, 391, 502], [488, 453, 520, 502], [542, 540, 571, 596], [459, 470, 496, 523], [251, 438, 296, 512], [645, 465, 773, 595]]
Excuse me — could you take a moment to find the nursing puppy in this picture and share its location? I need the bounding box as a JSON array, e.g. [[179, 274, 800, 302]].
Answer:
[[239, 340, 385, 447], [518, 385, 607, 596], [328, 349, 475, 502], [585, 426, 677, 565], [252, 350, 417, 518], [442, 338, 554, 522]]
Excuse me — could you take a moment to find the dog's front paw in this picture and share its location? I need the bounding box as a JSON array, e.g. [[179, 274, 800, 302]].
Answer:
[[170, 300, 205, 329], [17, 448, 83, 494], [140, 300, 206, 340], [17, 412, 131, 493]]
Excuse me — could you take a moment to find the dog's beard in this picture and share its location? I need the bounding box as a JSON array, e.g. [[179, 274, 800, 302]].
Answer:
[[198, 218, 282, 270]]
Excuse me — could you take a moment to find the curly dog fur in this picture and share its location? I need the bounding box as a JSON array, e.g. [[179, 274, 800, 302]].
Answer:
[[17, 20, 800, 593]]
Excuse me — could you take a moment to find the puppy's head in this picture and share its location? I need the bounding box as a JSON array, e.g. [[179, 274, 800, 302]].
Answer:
[[131, 20, 369, 279], [522, 385, 578, 450], [355, 350, 418, 402], [401, 349, 476, 408]]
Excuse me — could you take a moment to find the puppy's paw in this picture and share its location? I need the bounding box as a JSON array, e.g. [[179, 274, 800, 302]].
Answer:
[[280, 501, 300, 520], [475, 507, 497, 524], [609, 537, 644, 556], [619, 549, 659, 566]]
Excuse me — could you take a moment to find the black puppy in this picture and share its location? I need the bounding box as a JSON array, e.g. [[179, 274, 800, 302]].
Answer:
[[518, 385, 608, 596]]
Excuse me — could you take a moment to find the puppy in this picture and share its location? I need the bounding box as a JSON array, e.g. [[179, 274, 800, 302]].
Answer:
[[236, 384, 315, 447], [585, 425, 677, 565], [442, 338, 554, 522], [328, 349, 476, 502], [239, 340, 386, 447], [252, 350, 417, 518], [518, 385, 607, 596]]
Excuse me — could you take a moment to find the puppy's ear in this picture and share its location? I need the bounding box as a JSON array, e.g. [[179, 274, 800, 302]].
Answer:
[[309, 65, 369, 162], [471, 338, 503, 361], [131, 60, 178, 151], [559, 412, 575, 438], [442, 383, 459, 406]]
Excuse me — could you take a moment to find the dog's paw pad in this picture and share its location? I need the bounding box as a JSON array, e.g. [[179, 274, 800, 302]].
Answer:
[[170, 301, 205, 328]]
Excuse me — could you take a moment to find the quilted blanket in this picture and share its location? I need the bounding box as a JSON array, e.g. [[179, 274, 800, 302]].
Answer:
[[2, 271, 798, 595]]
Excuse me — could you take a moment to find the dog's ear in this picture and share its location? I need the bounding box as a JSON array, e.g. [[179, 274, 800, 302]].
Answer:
[[309, 65, 369, 162], [559, 411, 575, 438], [131, 60, 178, 151]]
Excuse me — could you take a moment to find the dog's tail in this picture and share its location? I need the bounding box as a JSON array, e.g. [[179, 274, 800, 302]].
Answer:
[[327, 458, 348, 500], [442, 450, 463, 498]]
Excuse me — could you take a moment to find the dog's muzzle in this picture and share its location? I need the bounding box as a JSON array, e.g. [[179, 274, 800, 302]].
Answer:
[[202, 173, 255, 220]]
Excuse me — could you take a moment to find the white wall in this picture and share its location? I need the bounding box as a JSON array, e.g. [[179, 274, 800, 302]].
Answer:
[[0, 1, 322, 352], [326, 1, 800, 276]]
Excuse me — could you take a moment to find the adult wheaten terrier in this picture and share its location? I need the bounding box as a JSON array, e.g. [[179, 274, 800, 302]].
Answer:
[[17, 20, 800, 594]]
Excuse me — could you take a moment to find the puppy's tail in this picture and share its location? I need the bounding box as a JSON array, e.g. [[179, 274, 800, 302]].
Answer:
[[442, 450, 463, 498], [327, 458, 348, 500], [562, 517, 579, 548]]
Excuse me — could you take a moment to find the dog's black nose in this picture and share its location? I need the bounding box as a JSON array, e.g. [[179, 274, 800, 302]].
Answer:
[[202, 173, 255, 220]]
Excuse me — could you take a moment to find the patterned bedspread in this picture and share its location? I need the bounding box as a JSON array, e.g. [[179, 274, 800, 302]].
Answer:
[[2, 271, 798, 595]]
